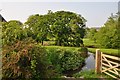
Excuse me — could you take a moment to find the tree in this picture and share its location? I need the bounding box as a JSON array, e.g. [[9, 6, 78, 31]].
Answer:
[[51, 11, 86, 46], [25, 11, 86, 47], [95, 13, 120, 48], [86, 28, 97, 42], [2, 20, 27, 45], [25, 14, 54, 45]]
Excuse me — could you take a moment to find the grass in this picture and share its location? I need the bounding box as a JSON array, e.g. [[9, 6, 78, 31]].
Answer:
[[83, 38, 99, 48], [43, 39, 119, 56], [88, 48, 119, 56], [44, 46, 81, 52], [83, 38, 119, 57], [73, 69, 114, 80]]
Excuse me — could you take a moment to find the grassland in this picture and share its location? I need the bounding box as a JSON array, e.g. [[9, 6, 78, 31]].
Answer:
[[44, 46, 80, 52], [42, 38, 119, 57], [83, 38, 100, 48], [83, 38, 119, 57], [88, 48, 119, 57]]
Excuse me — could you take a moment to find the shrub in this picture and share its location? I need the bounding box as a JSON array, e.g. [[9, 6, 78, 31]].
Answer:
[[46, 48, 64, 74], [2, 38, 57, 79], [60, 50, 85, 71], [46, 48, 85, 74], [77, 47, 88, 58]]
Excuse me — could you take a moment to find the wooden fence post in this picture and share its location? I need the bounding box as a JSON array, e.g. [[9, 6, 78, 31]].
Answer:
[[95, 49, 101, 74]]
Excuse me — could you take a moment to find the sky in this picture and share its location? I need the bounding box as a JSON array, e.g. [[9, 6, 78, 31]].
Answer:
[[0, 1, 119, 27]]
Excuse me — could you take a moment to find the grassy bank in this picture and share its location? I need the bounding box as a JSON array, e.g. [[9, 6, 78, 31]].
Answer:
[[73, 69, 114, 79], [44, 46, 88, 57], [44, 46, 80, 51], [88, 48, 119, 57], [83, 38, 119, 57]]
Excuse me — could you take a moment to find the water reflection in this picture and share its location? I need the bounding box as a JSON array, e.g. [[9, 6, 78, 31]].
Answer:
[[82, 52, 95, 70]]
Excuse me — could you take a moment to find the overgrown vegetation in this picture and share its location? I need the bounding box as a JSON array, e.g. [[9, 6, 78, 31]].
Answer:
[[46, 47, 87, 73], [2, 38, 58, 79], [85, 13, 120, 49], [2, 38, 88, 79]]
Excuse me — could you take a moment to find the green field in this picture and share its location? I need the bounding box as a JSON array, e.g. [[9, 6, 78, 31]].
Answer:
[[83, 38, 119, 57], [44, 46, 80, 52], [83, 38, 100, 48], [88, 48, 119, 57]]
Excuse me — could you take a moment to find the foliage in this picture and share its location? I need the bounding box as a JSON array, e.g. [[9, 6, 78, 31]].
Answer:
[[51, 11, 86, 47], [85, 28, 97, 42], [85, 13, 120, 49], [77, 47, 88, 58], [46, 48, 64, 74], [94, 14, 120, 49], [2, 20, 27, 45], [78, 47, 88, 53], [60, 50, 84, 71], [2, 38, 59, 79], [45, 46, 88, 58], [83, 38, 100, 48], [25, 11, 86, 47], [45, 46, 86, 73], [25, 14, 50, 45]]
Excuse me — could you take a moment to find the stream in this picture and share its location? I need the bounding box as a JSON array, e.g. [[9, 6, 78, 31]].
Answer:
[[81, 52, 95, 71]]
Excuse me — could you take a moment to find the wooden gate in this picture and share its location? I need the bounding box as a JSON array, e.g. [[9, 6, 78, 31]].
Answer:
[[95, 49, 120, 79]]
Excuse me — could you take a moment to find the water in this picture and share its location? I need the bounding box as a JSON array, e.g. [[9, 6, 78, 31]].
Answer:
[[82, 52, 95, 70]]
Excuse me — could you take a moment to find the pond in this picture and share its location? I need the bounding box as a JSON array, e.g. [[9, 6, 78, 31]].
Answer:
[[64, 52, 95, 77]]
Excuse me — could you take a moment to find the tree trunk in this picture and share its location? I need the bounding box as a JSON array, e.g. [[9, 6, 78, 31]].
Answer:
[[42, 40, 43, 45]]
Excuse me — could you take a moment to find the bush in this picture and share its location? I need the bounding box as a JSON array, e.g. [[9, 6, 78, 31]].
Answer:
[[60, 50, 84, 71], [46, 48, 85, 74], [77, 47, 88, 58], [46, 48, 64, 74], [2, 38, 57, 79]]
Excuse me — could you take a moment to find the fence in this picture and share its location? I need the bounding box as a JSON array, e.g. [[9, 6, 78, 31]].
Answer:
[[95, 49, 120, 79]]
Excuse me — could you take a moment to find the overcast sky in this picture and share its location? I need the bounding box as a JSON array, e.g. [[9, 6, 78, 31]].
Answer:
[[0, 1, 119, 27]]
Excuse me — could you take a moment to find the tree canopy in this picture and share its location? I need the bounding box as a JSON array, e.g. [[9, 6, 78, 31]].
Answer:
[[2, 20, 27, 45], [25, 11, 86, 47], [94, 14, 120, 49]]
